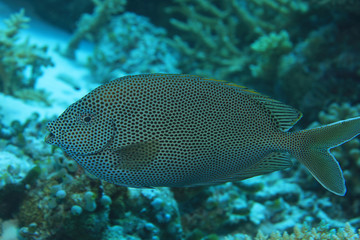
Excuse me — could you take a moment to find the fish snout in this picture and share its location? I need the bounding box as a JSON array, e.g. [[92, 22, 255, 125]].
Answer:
[[44, 121, 59, 145], [45, 132, 55, 144]]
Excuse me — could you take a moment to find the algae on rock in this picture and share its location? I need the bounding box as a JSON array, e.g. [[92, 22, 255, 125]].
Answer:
[[0, 9, 53, 96]]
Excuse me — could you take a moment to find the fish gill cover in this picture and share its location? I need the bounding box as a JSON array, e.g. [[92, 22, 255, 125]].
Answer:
[[0, 0, 360, 239]]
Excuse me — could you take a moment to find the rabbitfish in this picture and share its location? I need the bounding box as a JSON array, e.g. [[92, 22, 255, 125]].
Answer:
[[45, 74, 360, 195]]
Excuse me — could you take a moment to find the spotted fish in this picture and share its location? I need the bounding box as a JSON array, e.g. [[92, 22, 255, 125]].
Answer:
[[45, 74, 360, 196]]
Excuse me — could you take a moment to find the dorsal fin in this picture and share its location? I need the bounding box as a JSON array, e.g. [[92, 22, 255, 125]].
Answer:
[[250, 94, 302, 132], [147, 74, 263, 95], [201, 77, 261, 95], [199, 76, 302, 132], [150, 74, 303, 132]]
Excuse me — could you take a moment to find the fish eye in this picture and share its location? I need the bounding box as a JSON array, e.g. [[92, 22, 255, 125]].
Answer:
[[77, 110, 95, 125], [83, 116, 92, 122]]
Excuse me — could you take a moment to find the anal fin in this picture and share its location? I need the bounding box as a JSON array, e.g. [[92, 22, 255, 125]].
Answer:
[[186, 152, 292, 187], [237, 152, 293, 180]]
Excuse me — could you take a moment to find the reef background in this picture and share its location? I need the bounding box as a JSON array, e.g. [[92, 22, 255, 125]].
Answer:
[[0, 0, 360, 239]]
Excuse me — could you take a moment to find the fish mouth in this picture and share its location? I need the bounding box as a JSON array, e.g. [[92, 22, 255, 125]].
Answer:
[[45, 132, 55, 144], [45, 132, 72, 153], [45, 122, 58, 145], [45, 120, 60, 145]]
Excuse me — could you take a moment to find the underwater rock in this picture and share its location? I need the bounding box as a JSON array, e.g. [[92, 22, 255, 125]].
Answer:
[[61, 210, 110, 240], [0, 151, 34, 188]]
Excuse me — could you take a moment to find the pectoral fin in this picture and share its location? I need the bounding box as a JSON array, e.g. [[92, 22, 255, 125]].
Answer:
[[112, 140, 161, 170]]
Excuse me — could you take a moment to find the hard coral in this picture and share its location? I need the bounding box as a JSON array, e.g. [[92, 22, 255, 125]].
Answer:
[[0, 9, 53, 96], [222, 221, 359, 239], [167, 0, 308, 83], [167, 0, 360, 121], [253, 221, 359, 240], [64, 0, 127, 59], [88, 12, 180, 83]]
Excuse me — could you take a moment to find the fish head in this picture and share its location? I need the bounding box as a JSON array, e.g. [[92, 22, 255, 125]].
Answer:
[[45, 93, 115, 156]]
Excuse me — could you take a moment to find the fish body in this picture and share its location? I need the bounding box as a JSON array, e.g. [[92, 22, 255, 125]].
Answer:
[[45, 74, 360, 195]]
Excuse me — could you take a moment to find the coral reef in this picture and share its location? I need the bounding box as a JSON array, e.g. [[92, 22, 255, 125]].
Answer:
[[88, 12, 180, 83], [167, 0, 360, 122], [65, 0, 180, 82], [172, 170, 357, 238], [64, 0, 127, 59], [0, 9, 53, 96], [226, 221, 360, 239], [166, 0, 308, 81]]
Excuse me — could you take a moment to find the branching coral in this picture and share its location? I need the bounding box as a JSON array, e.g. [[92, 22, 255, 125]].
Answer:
[[250, 30, 293, 79], [64, 0, 127, 58], [166, 0, 308, 82], [166, 0, 360, 120], [0, 9, 53, 96]]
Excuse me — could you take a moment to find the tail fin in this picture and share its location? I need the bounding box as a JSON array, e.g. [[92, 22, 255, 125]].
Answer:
[[293, 116, 360, 196]]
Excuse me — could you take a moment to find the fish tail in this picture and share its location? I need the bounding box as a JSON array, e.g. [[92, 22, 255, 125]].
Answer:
[[293, 116, 360, 196]]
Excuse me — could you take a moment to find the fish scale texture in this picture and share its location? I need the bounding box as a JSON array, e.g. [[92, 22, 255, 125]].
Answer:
[[47, 74, 289, 187]]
